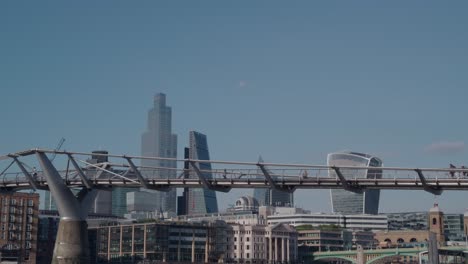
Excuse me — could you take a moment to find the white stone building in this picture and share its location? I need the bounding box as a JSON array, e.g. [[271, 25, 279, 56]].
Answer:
[[225, 223, 298, 263]]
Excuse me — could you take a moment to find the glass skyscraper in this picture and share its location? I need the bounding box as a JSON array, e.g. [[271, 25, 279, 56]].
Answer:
[[187, 131, 218, 215], [253, 156, 294, 207], [140, 93, 178, 216], [328, 151, 382, 215]]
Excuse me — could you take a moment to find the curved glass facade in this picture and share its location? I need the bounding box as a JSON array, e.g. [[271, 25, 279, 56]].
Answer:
[[328, 151, 382, 215]]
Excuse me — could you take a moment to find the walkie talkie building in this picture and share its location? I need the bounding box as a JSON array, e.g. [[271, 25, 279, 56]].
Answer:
[[328, 151, 382, 215]]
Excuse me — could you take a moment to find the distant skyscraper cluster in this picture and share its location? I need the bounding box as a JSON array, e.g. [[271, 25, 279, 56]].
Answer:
[[328, 151, 382, 215], [139, 94, 218, 216]]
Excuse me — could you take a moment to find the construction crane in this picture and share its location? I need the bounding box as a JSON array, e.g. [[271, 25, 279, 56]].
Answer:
[[50, 137, 65, 162]]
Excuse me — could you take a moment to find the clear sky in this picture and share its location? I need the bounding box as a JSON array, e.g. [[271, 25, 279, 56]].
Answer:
[[1, 1, 467, 213]]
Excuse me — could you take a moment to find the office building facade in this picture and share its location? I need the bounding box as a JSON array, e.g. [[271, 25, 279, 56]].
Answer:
[[187, 131, 218, 215], [141, 93, 178, 216], [328, 151, 382, 214], [93, 221, 227, 263], [267, 213, 388, 231]]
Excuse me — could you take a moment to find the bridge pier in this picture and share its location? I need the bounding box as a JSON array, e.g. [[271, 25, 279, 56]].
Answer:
[[36, 151, 97, 264]]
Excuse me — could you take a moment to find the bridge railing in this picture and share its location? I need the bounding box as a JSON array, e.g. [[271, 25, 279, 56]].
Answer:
[[0, 148, 468, 191]]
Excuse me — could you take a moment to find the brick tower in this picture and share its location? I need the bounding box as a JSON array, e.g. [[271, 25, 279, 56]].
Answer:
[[429, 203, 445, 245]]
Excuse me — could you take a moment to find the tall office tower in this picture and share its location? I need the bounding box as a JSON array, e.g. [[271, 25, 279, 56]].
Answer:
[[253, 156, 294, 207], [141, 93, 178, 216], [328, 151, 382, 215], [187, 131, 218, 215], [177, 147, 190, 216]]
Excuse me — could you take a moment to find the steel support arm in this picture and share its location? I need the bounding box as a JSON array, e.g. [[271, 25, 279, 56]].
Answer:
[[415, 169, 442, 195], [257, 164, 277, 188], [332, 166, 362, 193], [125, 157, 149, 189], [67, 154, 93, 189], [10, 156, 40, 190], [189, 161, 231, 192], [257, 163, 295, 193]]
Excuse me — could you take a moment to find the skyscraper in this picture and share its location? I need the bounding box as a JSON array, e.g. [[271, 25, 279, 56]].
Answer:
[[328, 151, 382, 215], [253, 156, 294, 207], [187, 131, 218, 215], [141, 93, 178, 216]]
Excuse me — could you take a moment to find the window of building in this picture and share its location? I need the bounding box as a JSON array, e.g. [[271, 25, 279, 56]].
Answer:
[[27, 208, 33, 215], [10, 199, 16, 205], [28, 200, 34, 207]]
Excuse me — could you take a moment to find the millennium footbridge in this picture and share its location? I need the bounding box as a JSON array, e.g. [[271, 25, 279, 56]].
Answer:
[[1, 148, 468, 264]]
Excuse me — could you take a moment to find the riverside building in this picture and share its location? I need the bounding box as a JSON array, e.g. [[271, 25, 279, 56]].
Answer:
[[92, 221, 227, 263]]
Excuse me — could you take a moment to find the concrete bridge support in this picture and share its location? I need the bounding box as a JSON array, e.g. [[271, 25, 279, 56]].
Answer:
[[36, 151, 97, 264]]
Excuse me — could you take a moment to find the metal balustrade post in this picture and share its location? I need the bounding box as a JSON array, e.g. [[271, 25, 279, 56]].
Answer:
[[36, 151, 96, 264]]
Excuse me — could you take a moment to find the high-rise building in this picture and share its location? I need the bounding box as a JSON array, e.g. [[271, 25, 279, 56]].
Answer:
[[187, 131, 218, 215], [328, 151, 382, 215], [0, 192, 39, 264], [177, 147, 190, 216], [140, 93, 178, 216], [253, 156, 294, 207]]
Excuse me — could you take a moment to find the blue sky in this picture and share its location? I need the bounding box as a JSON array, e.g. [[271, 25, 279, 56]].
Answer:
[[1, 1, 467, 213]]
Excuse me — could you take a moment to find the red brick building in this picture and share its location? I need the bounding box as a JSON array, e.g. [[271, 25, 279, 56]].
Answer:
[[0, 192, 39, 264]]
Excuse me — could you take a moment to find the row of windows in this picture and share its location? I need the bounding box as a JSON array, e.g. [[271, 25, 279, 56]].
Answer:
[[0, 207, 34, 215], [0, 231, 33, 241], [1, 198, 35, 207], [1, 224, 33, 231], [1, 215, 34, 223], [227, 253, 268, 259]]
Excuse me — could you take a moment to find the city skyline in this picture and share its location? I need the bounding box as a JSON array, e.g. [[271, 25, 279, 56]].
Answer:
[[1, 1, 467, 214]]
